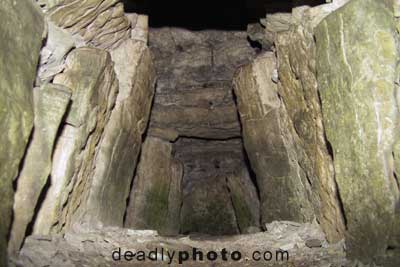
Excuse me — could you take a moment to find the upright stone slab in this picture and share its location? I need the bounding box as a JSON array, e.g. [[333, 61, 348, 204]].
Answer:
[[233, 53, 315, 225], [33, 48, 119, 235], [316, 0, 400, 262], [180, 177, 240, 236], [275, 6, 346, 242], [74, 40, 156, 229], [9, 84, 71, 254], [125, 137, 183, 235], [0, 0, 44, 264], [227, 168, 261, 233]]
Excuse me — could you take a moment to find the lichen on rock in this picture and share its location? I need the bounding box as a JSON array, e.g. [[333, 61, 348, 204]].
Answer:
[[0, 0, 44, 264], [316, 0, 400, 262]]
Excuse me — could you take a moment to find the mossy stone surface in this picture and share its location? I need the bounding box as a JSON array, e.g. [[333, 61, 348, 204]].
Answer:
[[0, 0, 44, 264], [180, 178, 240, 236], [125, 137, 183, 235], [33, 48, 119, 234], [316, 0, 400, 262], [78, 40, 156, 229], [233, 53, 315, 226], [9, 84, 70, 254]]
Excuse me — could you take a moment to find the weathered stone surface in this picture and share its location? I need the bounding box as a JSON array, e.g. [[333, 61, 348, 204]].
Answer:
[[316, 0, 400, 261], [227, 169, 260, 233], [247, 22, 271, 50], [37, 22, 75, 85], [73, 39, 155, 230], [275, 6, 346, 242], [149, 88, 241, 140], [36, 0, 64, 11], [8, 84, 71, 254], [180, 177, 240, 236], [131, 15, 149, 42], [145, 27, 259, 235], [33, 48, 118, 235], [234, 53, 315, 226], [260, 0, 350, 47], [47, 0, 131, 50], [16, 224, 347, 267], [125, 137, 183, 235], [263, 12, 293, 44], [0, 0, 44, 264], [173, 138, 246, 195], [390, 140, 400, 252], [174, 138, 259, 235], [148, 28, 255, 140]]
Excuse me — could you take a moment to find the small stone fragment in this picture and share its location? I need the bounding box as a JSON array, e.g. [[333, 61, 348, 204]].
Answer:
[[306, 239, 323, 248]]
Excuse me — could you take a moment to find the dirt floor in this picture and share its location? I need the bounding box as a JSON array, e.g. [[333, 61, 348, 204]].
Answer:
[[12, 221, 349, 267]]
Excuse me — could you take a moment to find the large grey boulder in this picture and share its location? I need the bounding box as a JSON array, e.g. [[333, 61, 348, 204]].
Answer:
[[0, 0, 44, 264]]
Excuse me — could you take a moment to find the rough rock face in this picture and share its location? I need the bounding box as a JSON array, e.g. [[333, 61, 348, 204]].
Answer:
[[67, 39, 156, 230], [33, 48, 119, 235], [15, 223, 347, 267], [234, 53, 315, 226], [36, 22, 75, 84], [144, 27, 260, 235], [149, 88, 241, 140], [174, 139, 246, 189], [36, 0, 64, 11], [180, 177, 241, 235], [227, 169, 260, 234], [125, 137, 183, 235], [275, 5, 347, 243], [47, 0, 131, 50], [235, 0, 351, 245], [175, 138, 260, 235], [316, 0, 400, 262], [0, 0, 44, 264], [147, 28, 256, 140], [9, 84, 71, 254]]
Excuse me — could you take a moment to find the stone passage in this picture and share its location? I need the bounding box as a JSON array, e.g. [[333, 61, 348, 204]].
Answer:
[[125, 27, 262, 236], [2, 1, 400, 267]]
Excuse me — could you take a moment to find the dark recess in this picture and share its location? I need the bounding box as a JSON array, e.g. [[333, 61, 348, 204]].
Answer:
[[123, 0, 256, 30], [122, 0, 326, 31]]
